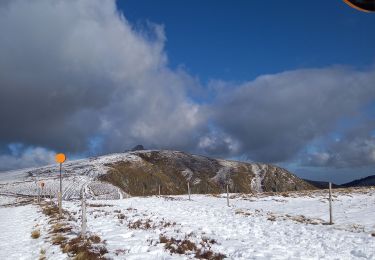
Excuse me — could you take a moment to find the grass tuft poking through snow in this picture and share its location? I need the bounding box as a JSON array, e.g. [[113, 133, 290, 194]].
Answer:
[[31, 229, 40, 239]]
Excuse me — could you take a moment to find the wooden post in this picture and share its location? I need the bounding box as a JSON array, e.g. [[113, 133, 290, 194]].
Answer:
[[187, 182, 191, 201], [58, 163, 63, 217], [81, 191, 87, 238], [226, 184, 230, 207], [158, 185, 161, 196], [37, 187, 41, 203], [58, 192, 62, 217], [329, 182, 333, 225]]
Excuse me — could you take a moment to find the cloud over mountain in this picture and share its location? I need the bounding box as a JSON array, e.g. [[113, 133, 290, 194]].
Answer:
[[0, 0, 374, 174], [0, 0, 205, 156]]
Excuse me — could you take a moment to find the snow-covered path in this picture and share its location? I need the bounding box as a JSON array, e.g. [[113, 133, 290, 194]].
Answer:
[[0, 204, 42, 260], [0, 199, 67, 260]]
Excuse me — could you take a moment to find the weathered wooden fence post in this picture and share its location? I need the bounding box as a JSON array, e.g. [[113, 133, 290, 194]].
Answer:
[[81, 190, 87, 238], [226, 184, 230, 207], [58, 192, 62, 217], [329, 182, 333, 225], [187, 182, 191, 201], [37, 186, 41, 203]]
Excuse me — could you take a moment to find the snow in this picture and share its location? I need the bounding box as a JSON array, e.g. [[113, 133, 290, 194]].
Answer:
[[0, 152, 141, 199], [1, 156, 374, 260], [0, 204, 65, 260], [61, 188, 375, 259], [251, 164, 266, 193]]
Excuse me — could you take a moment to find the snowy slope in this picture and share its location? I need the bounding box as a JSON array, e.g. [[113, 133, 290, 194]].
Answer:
[[60, 188, 375, 259], [0, 152, 140, 199]]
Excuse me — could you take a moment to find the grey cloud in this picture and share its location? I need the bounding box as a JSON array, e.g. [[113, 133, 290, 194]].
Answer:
[[0, 0, 205, 154], [210, 67, 375, 162], [303, 123, 375, 167]]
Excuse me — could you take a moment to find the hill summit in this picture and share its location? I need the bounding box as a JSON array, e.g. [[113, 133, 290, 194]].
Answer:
[[100, 150, 315, 195]]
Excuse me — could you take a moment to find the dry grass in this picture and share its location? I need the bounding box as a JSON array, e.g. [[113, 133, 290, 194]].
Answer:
[[117, 213, 126, 220], [39, 202, 108, 259], [52, 234, 67, 245], [51, 223, 72, 233], [128, 219, 153, 229], [31, 229, 40, 239], [39, 249, 46, 260], [61, 236, 108, 260], [87, 203, 113, 208], [159, 235, 226, 259], [89, 235, 101, 244]]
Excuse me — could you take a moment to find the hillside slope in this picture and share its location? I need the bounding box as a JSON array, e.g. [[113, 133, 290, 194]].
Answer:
[[303, 179, 341, 189], [100, 150, 315, 195], [342, 175, 375, 187], [0, 150, 316, 198]]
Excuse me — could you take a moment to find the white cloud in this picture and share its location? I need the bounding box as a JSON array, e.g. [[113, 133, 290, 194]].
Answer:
[[0, 145, 55, 171]]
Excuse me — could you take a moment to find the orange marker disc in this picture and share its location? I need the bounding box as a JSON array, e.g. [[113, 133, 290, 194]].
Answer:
[[55, 153, 66, 164]]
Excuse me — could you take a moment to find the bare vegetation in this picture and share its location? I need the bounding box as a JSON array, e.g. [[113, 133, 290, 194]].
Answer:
[[40, 203, 108, 259], [159, 235, 226, 259], [31, 229, 40, 239]]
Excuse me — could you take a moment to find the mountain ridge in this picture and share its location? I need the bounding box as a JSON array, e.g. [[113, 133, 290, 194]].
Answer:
[[0, 150, 316, 198]]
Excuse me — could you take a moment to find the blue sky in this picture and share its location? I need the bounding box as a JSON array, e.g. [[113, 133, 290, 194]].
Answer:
[[118, 0, 375, 82], [0, 0, 374, 184]]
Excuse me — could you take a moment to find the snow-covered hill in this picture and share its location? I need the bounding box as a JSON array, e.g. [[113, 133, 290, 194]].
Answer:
[[0, 152, 140, 199], [0, 150, 315, 199]]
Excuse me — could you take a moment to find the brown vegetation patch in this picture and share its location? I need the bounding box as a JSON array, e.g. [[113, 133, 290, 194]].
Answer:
[[159, 235, 225, 259], [31, 229, 40, 239], [128, 219, 153, 229], [117, 213, 126, 220], [52, 234, 67, 245], [51, 223, 72, 233], [87, 203, 113, 208], [61, 236, 108, 260]]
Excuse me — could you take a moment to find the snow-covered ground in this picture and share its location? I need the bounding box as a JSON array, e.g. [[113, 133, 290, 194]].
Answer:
[[0, 152, 137, 200], [0, 202, 65, 260], [1, 188, 374, 259], [62, 188, 374, 259]]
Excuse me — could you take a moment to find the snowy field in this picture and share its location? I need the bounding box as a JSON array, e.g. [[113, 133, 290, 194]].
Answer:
[[65, 188, 374, 259], [0, 188, 374, 259], [0, 152, 136, 200]]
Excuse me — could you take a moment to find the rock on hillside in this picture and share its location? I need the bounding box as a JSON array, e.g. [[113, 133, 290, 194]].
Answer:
[[100, 150, 315, 195]]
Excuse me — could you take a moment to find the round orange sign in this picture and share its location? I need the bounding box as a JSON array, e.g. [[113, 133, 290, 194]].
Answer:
[[55, 153, 66, 164]]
